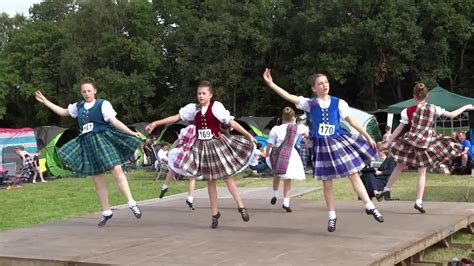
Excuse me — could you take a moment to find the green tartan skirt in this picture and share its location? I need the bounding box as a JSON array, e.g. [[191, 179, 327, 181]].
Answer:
[[58, 129, 142, 177]]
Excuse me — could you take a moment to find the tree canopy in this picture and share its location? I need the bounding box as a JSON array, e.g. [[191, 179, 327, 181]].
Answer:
[[1, 0, 473, 127]]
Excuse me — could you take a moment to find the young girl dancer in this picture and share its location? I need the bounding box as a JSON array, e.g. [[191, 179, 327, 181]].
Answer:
[[146, 81, 255, 229], [266, 107, 308, 212], [35, 78, 143, 226], [263, 69, 384, 232], [381, 83, 472, 213], [156, 124, 198, 210]]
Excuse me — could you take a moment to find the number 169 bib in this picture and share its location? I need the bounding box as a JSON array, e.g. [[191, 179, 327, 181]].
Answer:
[[198, 129, 213, 140]]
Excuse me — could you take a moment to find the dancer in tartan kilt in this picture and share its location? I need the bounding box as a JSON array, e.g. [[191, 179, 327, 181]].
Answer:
[[381, 83, 473, 213], [266, 107, 309, 212], [156, 124, 198, 211], [35, 78, 143, 227], [263, 69, 384, 232], [146, 81, 255, 229]]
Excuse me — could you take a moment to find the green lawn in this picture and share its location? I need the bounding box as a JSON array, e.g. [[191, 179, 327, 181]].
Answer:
[[0, 169, 472, 263]]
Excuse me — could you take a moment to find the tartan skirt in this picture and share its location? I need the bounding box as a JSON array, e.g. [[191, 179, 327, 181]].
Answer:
[[58, 129, 142, 177], [312, 133, 376, 180], [180, 133, 254, 180], [389, 135, 461, 168]]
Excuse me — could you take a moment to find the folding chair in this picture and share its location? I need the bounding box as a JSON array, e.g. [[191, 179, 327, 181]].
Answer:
[[1, 162, 25, 188], [155, 160, 168, 181]]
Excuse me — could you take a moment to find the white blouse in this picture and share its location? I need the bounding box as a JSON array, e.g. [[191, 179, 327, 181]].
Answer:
[[67, 100, 116, 122], [267, 124, 309, 147], [295, 96, 351, 119], [179, 101, 233, 125], [399, 104, 445, 125]]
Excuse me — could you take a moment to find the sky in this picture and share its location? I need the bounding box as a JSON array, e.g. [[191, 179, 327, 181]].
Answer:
[[0, 0, 43, 17]]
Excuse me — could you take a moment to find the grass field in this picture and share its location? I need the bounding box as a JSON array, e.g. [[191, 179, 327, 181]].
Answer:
[[0, 169, 472, 263]]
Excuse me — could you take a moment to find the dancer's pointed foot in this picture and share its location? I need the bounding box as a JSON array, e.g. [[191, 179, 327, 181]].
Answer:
[[211, 212, 221, 229], [98, 214, 113, 227], [238, 207, 250, 222]]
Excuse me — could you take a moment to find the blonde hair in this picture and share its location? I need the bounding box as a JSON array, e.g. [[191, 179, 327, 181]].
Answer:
[[413, 82, 428, 100], [308, 73, 328, 87], [281, 107, 295, 123]]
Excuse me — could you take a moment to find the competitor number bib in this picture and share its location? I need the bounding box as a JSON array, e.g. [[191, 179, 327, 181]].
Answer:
[[198, 129, 213, 140], [318, 124, 335, 136], [82, 122, 94, 134]]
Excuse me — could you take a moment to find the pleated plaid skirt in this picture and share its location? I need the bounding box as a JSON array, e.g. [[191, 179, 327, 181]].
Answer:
[[389, 135, 460, 168], [180, 133, 253, 180], [312, 133, 376, 180], [58, 129, 142, 177]]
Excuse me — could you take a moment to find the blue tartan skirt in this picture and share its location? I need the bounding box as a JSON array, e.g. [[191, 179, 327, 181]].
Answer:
[[180, 133, 254, 180], [312, 133, 376, 180], [58, 129, 142, 177]]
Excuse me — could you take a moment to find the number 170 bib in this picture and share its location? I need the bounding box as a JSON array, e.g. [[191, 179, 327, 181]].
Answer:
[[318, 124, 335, 136]]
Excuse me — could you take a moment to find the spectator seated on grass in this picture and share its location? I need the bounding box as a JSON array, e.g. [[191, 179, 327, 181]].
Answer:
[[451, 131, 472, 175], [248, 143, 269, 175]]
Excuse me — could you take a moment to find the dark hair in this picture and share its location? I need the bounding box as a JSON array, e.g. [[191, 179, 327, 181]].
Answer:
[[198, 80, 213, 94], [81, 77, 97, 90], [256, 143, 262, 149], [308, 73, 328, 87], [413, 82, 428, 100], [385, 125, 391, 131]]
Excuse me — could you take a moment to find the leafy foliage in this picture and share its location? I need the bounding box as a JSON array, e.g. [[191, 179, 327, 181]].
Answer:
[[1, 0, 473, 127]]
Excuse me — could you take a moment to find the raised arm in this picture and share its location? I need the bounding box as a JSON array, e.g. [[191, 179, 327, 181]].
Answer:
[[441, 104, 474, 119], [35, 90, 70, 117], [146, 114, 182, 134], [263, 68, 300, 104], [344, 115, 376, 148]]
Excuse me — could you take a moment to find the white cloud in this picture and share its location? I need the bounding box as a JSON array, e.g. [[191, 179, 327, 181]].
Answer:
[[0, 0, 44, 17]]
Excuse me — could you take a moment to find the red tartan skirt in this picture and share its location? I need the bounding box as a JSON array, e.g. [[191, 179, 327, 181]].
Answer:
[[180, 133, 253, 180], [389, 134, 461, 168]]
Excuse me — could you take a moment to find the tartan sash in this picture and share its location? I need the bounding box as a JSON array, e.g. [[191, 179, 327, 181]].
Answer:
[[270, 124, 297, 175]]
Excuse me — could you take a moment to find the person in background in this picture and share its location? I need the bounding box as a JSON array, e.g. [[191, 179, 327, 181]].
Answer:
[[382, 125, 391, 143], [32, 150, 47, 183]]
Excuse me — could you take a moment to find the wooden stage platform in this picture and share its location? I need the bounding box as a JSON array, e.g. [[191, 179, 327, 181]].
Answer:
[[0, 187, 472, 265]]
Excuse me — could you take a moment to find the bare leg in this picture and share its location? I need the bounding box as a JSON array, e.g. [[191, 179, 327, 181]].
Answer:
[[208, 180, 218, 216], [348, 173, 371, 204], [188, 176, 196, 196], [461, 154, 468, 167], [385, 163, 406, 189], [93, 174, 109, 211], [416, 167, 427, 201], [323, 180, 335, 211], [164, 170, 175, 187], [224, 177, 244, 208], [283, 179, 291, 198], [272, 175, 280, 191], [32, 169, 38, 183], [110, 165, 134, 202], [38, 167, 46, 182]]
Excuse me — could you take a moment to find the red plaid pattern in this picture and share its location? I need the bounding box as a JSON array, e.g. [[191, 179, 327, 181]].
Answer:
[[173, 125, 196, 169], [270, 124, 298, 175], [389, 104, 461, 168], [180, 131, 253, 180]]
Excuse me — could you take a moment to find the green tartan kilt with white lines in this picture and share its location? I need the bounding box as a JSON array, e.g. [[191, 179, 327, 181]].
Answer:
[[58, 129, 142, 177]]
